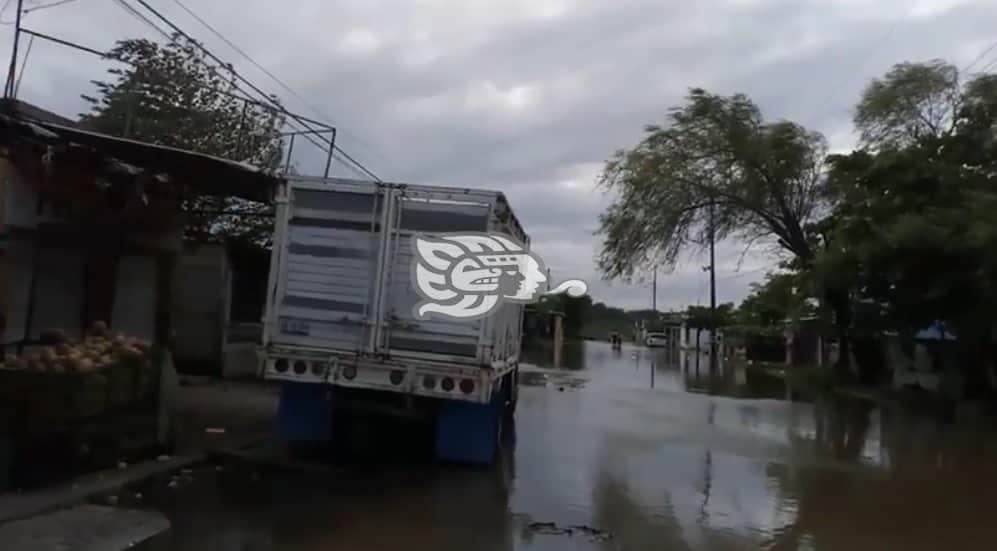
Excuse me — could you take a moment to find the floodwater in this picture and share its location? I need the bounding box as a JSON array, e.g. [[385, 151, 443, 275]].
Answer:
[[137, 341, 997, 550]]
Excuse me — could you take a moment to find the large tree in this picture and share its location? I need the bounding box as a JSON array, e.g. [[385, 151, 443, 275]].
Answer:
[[854, 59, 961, 149], [596, 89, 845, 364], [80, 34, 286, 244], [821, 61, 997, 394]]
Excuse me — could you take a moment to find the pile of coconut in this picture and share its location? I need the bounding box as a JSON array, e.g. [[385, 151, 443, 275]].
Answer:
[[0, 321, 151, 373]]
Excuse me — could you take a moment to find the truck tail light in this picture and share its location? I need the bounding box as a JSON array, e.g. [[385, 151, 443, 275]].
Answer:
[[275, 358, 289, 373], [311, 362, 326, 376], [441, 377, 455, 392], [342, 365, 357, 380], [293, 360, 307, 374], [423, 375, 436, 390], [390, 370, 404, 385], [459, 379, 475, 394]]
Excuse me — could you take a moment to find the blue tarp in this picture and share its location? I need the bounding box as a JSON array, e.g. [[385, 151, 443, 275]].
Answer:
[[914, 322, 956, 341]]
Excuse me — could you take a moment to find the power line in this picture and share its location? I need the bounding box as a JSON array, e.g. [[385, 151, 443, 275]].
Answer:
[[130, 0, 381, 182], [810, 0, 916, 122], [112, 0, 172, 42], [20, 26, 332, 167], [167, 0, 392, 171], [116, 0, 333, 158], [962, 39, 997, 74], [979, 56, 997, 75], [132, 0, 375, 180], [109, 0, 340, 172], [22, 0, 78, 14]]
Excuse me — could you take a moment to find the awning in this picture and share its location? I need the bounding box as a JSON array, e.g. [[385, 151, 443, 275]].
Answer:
[[0, 100, 281, 203]]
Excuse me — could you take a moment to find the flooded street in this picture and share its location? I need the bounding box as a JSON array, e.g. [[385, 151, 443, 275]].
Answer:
[[140, 341, 997, 550]]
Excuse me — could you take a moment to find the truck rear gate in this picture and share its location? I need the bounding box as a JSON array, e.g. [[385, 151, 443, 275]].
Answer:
[[381, 192, 491, 362], [261, 177, 526, 409], [269, 180, 385, 354]]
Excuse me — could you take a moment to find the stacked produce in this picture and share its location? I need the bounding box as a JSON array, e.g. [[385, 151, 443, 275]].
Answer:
[[0, 322, 159, 429], [0, 322, 151, 374]]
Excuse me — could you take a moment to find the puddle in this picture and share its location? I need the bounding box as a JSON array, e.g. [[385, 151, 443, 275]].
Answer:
[[518, 370, 586, 390]]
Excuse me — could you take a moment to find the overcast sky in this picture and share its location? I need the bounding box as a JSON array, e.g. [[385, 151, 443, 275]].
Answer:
[[3, 0, 996, 310]]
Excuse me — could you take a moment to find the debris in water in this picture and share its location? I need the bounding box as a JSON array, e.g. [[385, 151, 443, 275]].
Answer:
[[133, 492, 143, 500], [106, 495, 119, 506], [205, 427, 226, 434], [117, 461, 128, 470], [215, 465, 223, 472], [558, 387, 565, 392], [524, 521, 613, 543], [180, 468, 193, 475], [156, 454, 171, 462], [167, 480, 179, 489]]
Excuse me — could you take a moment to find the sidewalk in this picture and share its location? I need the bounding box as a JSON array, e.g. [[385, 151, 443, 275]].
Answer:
[[0, 378, 281, 549]]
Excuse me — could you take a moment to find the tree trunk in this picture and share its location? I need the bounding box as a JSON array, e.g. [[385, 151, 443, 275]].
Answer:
[[825, 289, 853, 383]]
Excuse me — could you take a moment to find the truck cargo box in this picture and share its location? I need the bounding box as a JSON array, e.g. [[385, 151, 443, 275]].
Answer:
[[261, 177, 528, 404]]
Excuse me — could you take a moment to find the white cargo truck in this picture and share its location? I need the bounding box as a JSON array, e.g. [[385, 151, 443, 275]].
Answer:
[[259, 176, 527, 464]]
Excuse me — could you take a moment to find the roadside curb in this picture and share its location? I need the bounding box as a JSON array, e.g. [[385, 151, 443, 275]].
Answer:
[[0, 433, 268, 526], [0, 451, 205, 525]]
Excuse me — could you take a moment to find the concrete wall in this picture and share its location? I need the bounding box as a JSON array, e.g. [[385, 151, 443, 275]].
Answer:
[[680, 325, 721, 350], [0, 160, 160, 345], [1, 159, 64, 229], [170, 244, 226, 373], [109, 253, 158, 341], [169, 243, 267, 379]]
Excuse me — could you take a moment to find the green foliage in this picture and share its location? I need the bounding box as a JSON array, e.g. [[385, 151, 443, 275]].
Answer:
[[596, 88, 828, 281], [854, 59, 960, 149], [534, 294, 594, 339], [822, 67, 997, 339], [685, 303, 735, 329], [581, 302, 634, 339], [734, 272, 816, 330], [80, 34, 287, 244]]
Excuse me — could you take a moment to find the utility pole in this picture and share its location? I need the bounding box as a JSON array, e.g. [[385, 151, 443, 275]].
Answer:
[[546, 267, 551, 292], [708, 203, 718, 374], [4, 0, 25, 98], [652, 266, 657, 312]]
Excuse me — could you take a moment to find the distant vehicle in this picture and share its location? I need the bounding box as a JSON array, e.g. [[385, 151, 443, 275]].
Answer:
[[610, 332, 622, 349], [645, 332, 669, 347], [259, 176, 526, 466]]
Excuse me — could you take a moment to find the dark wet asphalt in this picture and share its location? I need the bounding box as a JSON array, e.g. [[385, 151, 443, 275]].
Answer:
[[135, 341, 997, 550]]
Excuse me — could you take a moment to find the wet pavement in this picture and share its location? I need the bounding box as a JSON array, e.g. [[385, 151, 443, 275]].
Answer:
[[131, 341, 997, 550]]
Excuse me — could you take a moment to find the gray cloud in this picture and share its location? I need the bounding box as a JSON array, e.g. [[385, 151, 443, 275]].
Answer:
[[4, 0, 995, 309]]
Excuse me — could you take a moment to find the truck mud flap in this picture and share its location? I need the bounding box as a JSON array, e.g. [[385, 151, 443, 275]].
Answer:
[[433, 392, 503, 465], [277, 383, 335, 443]]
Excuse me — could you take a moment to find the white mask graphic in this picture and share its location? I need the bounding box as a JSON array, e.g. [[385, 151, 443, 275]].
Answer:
[[411, 232, 588, 321]]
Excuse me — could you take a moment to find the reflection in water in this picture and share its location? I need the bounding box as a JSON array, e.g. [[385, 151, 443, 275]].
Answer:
[[517, 341, 997, 551], [522, 339, 587, 371], [143, 339, 997, 551]]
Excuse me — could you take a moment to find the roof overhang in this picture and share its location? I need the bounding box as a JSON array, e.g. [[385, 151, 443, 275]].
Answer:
[[0, 99, 281, 203]]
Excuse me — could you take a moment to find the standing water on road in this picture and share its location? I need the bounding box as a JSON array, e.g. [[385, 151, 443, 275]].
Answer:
[[140, 340, 997, 550]]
